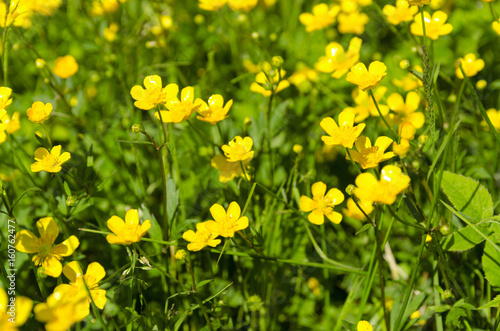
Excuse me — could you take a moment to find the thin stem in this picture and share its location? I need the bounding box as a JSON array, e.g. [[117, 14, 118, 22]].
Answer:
[[368, 90, 397, 139], [266, 91, 275, 187], [239, 161, 250, 182], [374, 210, 390, 331], [420, 6, 427, 49], [2, 23, 9, 86], [41, 123, 52, 148], [156, 108, 170, 241], [345, 148, 362, 174], [186, 119, 219, 148]]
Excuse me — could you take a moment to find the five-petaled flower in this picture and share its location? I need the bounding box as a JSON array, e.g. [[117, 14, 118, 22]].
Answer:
[[346, 136, 395, 169], [211, 154, 251, 183], [410, 10, 453, 40], [382, 0, 419, 25], [31, 145, 71, 173], [222, 136, 255, 162], [130, 75, 167, 110], [60, 261, 107, 309], [342, 198, 374, 221], [387, 91, 425, 129], [0, 287, 33, 331], [27, 101, 53, 123], [250, 69, 290, 97], [315, 37, 362, 79], [53, 55, 79, 79], [354, 165, 411, 205], [204, 201, 249, 237], [106, 209, 151, 245], [299, 3, 340, 32], [15, 217, 80, 277], [182, 221, 222, 251], [346, 61, 387, 91], [299, 181, 345, 225], [195, 94, 233, 125], [320, 110, 366, 149], [155, 84, 199, 123], [455, 53, 485, 79]]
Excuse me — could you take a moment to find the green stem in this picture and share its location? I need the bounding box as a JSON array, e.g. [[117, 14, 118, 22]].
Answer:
[[156, 108, 170, 241], [345, 148, 362, 174], [368, 90, 397, 139], [186, 119, 219, 148], [266, 90, 275, 187], [420, 6, 427, 49], [374, 211, 390, 331], [2, 23, 9, 86]]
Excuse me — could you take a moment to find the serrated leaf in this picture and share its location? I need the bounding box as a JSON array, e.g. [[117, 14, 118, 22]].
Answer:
[[477, 295, 500, 309], [441, 171, 493, 222], [482, 234, 500, 288], [355, 223, 372, 236], [445, 306, 467, 327], [442, 224, 490, 252]]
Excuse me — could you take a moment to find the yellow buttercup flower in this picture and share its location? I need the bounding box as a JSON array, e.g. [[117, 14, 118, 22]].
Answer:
[[300, 181, 344, 225], [315, 37, 362, 79], [342, 198, 374, 221], [393, 138, 410, 158], [346, 136, 395, 169], [15, 217, 80, 277], [320, 110, 366, 149], [288, 64, 318, 89], [387, 91, 425, 129], [410, 10, 453, 40], [346, 61, 387, 91], [130, 75, 167, 110], [199, 0, 226, 11], [103, 22, 119, 42], [250, 69, 290, 97], [183, 221, 222, 251], [383, 0, 418, 25], [227, 0, 257, 12], [222, 136, 254, 162], [91, 0, 119, 15], [1, 111, 20, 134], [0, 1, 33, 28], [31, 145, 71, 173], [211, 154, 251, 183], [481, 109, 500, 131], [61, 261, 107, 309], [344, 86, 389, 123], [155, 84, 198, 123], [407, 0, 431, 5], [338, 11, 370, 35], [357, 320, 373, 331], [455, 54, 485, 79], [399, 121, 417, 140], [493, 19, 500, 35], [299, 3, 340, 32], [0, 287, 32, 331], [0, 86, 13, 110], [53, 55, 78, 79], [204, 201, 249, 237], [194, 94, 233, 125], [106, 209, 151, 245], [27, 101, 53, 123], [392, 65, 423, 91], [340, 0, 372, 13], [175, 249, 187, 260], [354, 165, 411, 205]]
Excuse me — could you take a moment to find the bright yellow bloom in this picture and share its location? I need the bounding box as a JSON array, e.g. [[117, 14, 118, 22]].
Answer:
[[250, 69, 290, 97], [383, 0, 418, 25], [455, 54, 485, 79], [30, 0, 62, 16], [228, 0, 257, 12], [288, 65, 318, 88], [106, 209, 151, 245], [61, 261, 107, 309], [346, 61, 387, 91], [493, 20, 500, 35], [410, 310, 421, 319], [315, 37, 362, 79], [299, 181, 344, 225], [410, 11, 453, 40], [199, 0, 226, 11], [27, 101, 53, 123], [430, 0, 445, 9], [354, 165, 411, 204], [392, 66, 423, 91], [344, 86, 389, 123], [103, 23, 119, 42], [1, 111, 20, 134], [387, 92, 425, 129], [338, 11, 370, 35], [204, 202, 249, 237], [340, 0, 372, 13], [393, 138, 410, 158], [53, 55, 78, 79], [0, 287, 32, 331], [482, 109, 500, 131], [320, 110, 366, 149], [0, 87, 12, 110], [155, 84, 198, 123], [194, 94, 233, 125], [407, 0, 431, 5], [342, 198, 373, 221], [31, 145, 71, 173], [299, 3, 340, 32], [357, 320, 373, 331], [399, 121, 417, 140], [130, 75, 167, 110], [91, 0, 119, 15], [175, 249, 187, 260], [211, 154, 251, 183], [0, 123, 6, 144], [347, 136, 395, 169], [0, 1, 33, 28], [15, 217, 79, 277], [222, 136, 254, 162], [183, 221, 221, 251]]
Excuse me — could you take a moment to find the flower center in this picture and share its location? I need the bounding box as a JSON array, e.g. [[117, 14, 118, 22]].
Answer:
[[33, 243, 54, 266], [42, 154, 60, 169]]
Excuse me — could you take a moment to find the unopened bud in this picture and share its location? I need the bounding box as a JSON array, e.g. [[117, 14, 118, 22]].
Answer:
[[345, 184, 356, 196], [66, 196, 77, 206], [175, 249, 187, 260], [132, 124, 142, 133], [293, 144, 303, 154], [271, 56, 284, 68], [36, 58, 46, 68], [476, 79, 487, 90], [244, 116, 252, 126], [399, 59, 410, 70]]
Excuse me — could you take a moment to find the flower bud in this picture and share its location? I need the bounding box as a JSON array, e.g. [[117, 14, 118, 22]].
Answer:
[[271, 56, 284, 68], [476, 79, 487, 90], [244, 116, 252, 126], [399, 59, 410, 70], [66, 196, 77, 206], [292, 144, 303, 154], [36, 58, 46, 68], [131, 124, 142, 133], [194, 14, 205, 25], [161, 15, 173, 30], [175, 249, 187, 260], [345, 184, 356, 196]]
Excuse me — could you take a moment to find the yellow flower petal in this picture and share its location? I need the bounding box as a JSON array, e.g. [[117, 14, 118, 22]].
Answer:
[[52, 235, 80, 257], [42, 255, 63, 277], [62, 261, 83, 283], [125, 209, 140, 226], [308, 209, 325, 225], [36, 217, 59, 245], [299, 196, 316, 212], [210, 203, 227, 223], [325, 211, 343, 224], [311, 181, 327, 200], [15, 230, 40, 253]]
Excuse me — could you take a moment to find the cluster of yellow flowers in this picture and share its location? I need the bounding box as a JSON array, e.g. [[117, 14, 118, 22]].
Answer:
[[199, 0, 259, 12], [0, 87, 20, 145], [0, 0, 62, 28]]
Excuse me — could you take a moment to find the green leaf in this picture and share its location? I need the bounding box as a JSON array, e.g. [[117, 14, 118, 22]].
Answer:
[[477, 295, 500, 309], [355, 223, 372, 236], [63, 181, 72, 196], [482, 234, 500, 288], [441, 171, 493, 221], [428, 305, 451, 313], [445, 306, 467, 328], [442, 224, 490, 252], [166, 178, 179, 225]]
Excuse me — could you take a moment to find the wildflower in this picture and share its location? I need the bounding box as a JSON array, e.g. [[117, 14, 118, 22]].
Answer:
[[299, 3, 340, 32], [0, 86, 12, 110], [175, 249, 187, 260], [250, 69, 290, 97], [299, 181, 344, 224], [493, 19, 500, 35], [399, 121, 417, 140], [91, 0, 119, 15], [222, 136, 254, 162], [407, 0, 431, 5], [357, 320, 373, 331], [344, 86, 389, 123], [161, 15, 173, 29], [315, 37, 362, 79], [481, 109, 500, 131], [393, 138, 410, 158], [53, 55, 78, 79], [103, 22, 119, 42], [194, 94, 233, 125], [425, 234, 432, 243], [410, 310, 421, 319], [346, 136, 395, 169], [455, 54, 485, 79], [320, 110, 366, 149], [307, 277, 320, 296], [342, 198, 374, 221], [15, 217, 79, 277], [31, 145, 71, 173], [0, 1, 33, 28], [211, 154, 251, 183], [0, 287, 32, 331], [476, 80, 487, 90], [382, 0, 418, 25], [293, 144, 303, 153], [392, 66, 423, 91], [354, 165, 411, 204], [106, 209, 151, 245], [340, 0, 372, 13], [410, 11, 453, 40], [182, 221, 221, 251], [204, 201, 249, 237], [155, 84, 198, 123], [346, 61, 387, 91], [228, 0, 258, 12], [61, 261, 107, 309], [130, 75, 166, 110], [288, 64, 318, 89], [27, 101, 53, 123], [1, 111, 20, 134], [338, 11, 370, 35], [199, 0, 226, 11], [0, 123, 6, 144], [387, 92, 425, 129]]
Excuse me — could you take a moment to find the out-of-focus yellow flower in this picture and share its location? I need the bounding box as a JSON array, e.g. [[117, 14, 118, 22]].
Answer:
[[320, 110, 366, 148], [0, 123, 6, 144], [161, 15, 173, 29], [455, 54, 485, 79], [299, 3, 340, 32], [0, 87, 12, 110], [155, 84, 198, 123], [106, 209, 151, 245], [30, 0, 62, 16], [347, 61, 387, 91], [410, 11, 453, 40], [300, 181, 345, 224], [194, 94, 233, 125], [131, 75, 167, 110], [288, 65, 318, 88], [27, 101, 53, 124], [60, 261, 107, 309], [476, 80, 487, 90], [31, 146, 71, 173], [315, 37, 362, 79], [387, 92, 424, 129], [410, 310, 421, 319], [199, 0, 226, 11], [228, 0, 257, 12], [345, 86, 389, 122], [92, 0, 119, 15], [293, 144, 303, 154], [338, 11, 370, 35], [0, 1, 33, 28], [342, 198, 373, 221], [357, 320, 373, 331], [307, 277, 320, 296], [204, 201, 249, 237], [53, 55, 78, 79], [222, 136, 254, 162], [392, 65, 423, 91], [183, 221, 221, 251], [250, 69, 290, 97], [354, 165, 411, 204], [393, 138, 410, 158], [399, 121, 417, 140], [211, 154, 251, 182], [243, 59, 261, 74], [15, 217, 79, 277], [383, 0, 418, 25], [430, 0, 445, 9], [340, 0, 372, 13], [0, 287, 32, 331], [425, 234, 432, 242], [103, 23, 119, 42], [0, 110, 20, 134], [482, 109, 500, 131], [347, 136, 395, 169], [493, 19, 500, 35]]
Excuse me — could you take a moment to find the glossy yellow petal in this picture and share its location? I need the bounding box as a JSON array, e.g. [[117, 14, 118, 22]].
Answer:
[[181, 86, 195, 103], [15, 230, 40, 253], [42, 255, 63, 277], [165, 83, 179, 98], [125, 209, 139, 226], [182, 230, 196, 242], [91, 289, 107, 309], [63, 261, 83, 283], [320, 117, 338, 136], [106, 234, 126, 245], [13, 296, 33, 326], [52, 235, 79, 257], [50, 145, 62, 157], [203, 220, 220, 234], [140, 219, 151, 236], [187, 242, 205, 251], [325, 211, 343, 224], [0, 287, 7, 312], [144, 75, 162, 89], [338, 110, 355, 127], [311, 181, 327, 200], [207, 239, 222, 247], [130, 85, 145, 100], [86, 262, 107, 285], [299, 196, 316, 212], [227, 201, 242, 221], [374, 136, 393, 152], [208, 94, 224, 107], [107, 215, 125, 234], [325, 188, 345, 205], [34, 147, 49, 161], [387, 93, 404, 111], [194, 98, 209, 112], [36, 217, 59, 244], [210, 203, 227, 223], [308, 209, 325, 225], [235, 216, 249, 231], [59, 152, 71, 164]]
